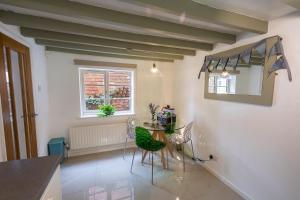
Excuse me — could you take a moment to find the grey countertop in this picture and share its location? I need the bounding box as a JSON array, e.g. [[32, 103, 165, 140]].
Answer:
[[0, 156, 61, 200]]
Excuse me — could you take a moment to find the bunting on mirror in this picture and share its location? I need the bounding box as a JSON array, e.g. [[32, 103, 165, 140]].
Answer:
[[198, 36, 292, 81], [268, 38, 292, 81]]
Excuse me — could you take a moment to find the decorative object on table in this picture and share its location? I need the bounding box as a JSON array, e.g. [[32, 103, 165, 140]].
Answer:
[[123, 116, 136, 159], [131, 127, 166, 185], [198, 35, 291, 81], [148, 103, 159, 122], [169, 122, 195, 172], [164, 122, 176, 134], [157, 105, 176, 126], [98, 103, 116, 117]]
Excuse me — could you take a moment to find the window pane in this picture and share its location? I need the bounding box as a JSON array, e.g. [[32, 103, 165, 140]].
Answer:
[[208, 76, 215, 87], [108, 71, 130, 86], [84, 72, 104, 86], [109, 86, 130, 98], [110, 99, 130, 111], [85, 98, 104, 111], [217, 87, 227, 94], [208, 86, 215, 93], [108, 71, 131, 111], [217, 78, 227, 87], [83, 71, 105, 111], [85, 86, 105, 98]]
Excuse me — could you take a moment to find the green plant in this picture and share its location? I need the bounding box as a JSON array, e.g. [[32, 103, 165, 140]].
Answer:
[[98, 104, 116, 117]]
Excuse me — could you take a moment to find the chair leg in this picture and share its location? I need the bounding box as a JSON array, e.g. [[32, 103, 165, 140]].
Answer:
[[151, 152, 154, 185], [130, 148, 136, 173], [182, 144, 185, 172], [166, 149, 169, 169], [191, 139, 195, 160], [123, 137, 128, 159]]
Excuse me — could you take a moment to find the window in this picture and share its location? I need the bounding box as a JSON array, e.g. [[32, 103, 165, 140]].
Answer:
[[208, 74, 236, 94], [79, 67, 134, 117]]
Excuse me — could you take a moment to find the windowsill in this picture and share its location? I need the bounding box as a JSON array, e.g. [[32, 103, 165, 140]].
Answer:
[[80, 112, 135, 119]]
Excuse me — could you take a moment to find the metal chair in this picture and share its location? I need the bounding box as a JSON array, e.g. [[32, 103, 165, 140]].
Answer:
[[123, 116, 135, 159], [131, 127, 166, 185], [169, 122, 195, 171]]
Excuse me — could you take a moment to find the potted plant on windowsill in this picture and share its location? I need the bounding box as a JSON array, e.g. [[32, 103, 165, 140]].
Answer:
[[98, 104, 116, 117]]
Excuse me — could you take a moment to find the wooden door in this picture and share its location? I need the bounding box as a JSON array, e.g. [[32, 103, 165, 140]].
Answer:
[[0, 33, 37, 160]]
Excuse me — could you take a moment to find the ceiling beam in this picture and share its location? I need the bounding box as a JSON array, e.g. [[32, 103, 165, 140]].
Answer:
[[45, 46, 174, 62], [20, 28, 195, 56], [0, 12, 212, 50], [35, 39, 184, 60], [286, 0, 300, 9], [122, 0, 268, 34], [0, 0, 236, 44]]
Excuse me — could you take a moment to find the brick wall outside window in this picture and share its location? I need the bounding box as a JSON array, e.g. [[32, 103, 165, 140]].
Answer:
[[83, 70, 132, 112]]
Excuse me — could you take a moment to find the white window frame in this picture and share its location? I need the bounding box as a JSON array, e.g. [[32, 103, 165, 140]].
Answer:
[[208, 74, 236, 94], [79, 67, 135, 118]]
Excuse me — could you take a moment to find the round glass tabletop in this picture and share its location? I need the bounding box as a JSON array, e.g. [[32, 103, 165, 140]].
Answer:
[[133, 118, 185, 131]]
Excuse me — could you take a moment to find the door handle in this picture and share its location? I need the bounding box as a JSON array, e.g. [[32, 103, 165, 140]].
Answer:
[[21, 113, 38, 118], [30, 113, 38, 118]]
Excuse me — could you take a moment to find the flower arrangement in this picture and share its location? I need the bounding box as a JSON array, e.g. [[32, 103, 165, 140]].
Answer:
[[148, 103, 159, 122]]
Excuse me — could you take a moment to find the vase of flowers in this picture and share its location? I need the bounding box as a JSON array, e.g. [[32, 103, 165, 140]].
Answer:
[[148, 103, 159, 122]]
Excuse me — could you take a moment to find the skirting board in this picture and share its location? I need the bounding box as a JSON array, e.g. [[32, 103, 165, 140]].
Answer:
[[68, 141, 136, 157], [201, 163, 253, 200]]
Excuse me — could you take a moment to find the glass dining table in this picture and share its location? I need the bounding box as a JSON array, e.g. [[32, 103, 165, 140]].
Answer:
[[133, 118, 185, 169]]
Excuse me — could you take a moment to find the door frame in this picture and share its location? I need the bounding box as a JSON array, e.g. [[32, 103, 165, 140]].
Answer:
[[0, 33, 37, 160]]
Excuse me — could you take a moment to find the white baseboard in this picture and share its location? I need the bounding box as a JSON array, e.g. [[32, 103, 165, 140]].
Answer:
[[68, 142, 136, 157], [201, 164, 253, 200]]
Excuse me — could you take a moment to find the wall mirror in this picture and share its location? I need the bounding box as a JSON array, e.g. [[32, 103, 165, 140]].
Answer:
[[207, 50, 264, 96], [202, 36, 291, 106]]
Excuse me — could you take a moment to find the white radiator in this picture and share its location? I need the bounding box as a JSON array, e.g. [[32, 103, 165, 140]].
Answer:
[[69, 123, 127, 150]]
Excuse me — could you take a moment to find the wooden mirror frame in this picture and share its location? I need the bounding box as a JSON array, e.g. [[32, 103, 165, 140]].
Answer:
[[204, 37, 277, 106]]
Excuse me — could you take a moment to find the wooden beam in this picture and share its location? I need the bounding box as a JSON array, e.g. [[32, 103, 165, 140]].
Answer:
[[286, 0, 300, 9], [0, 0, 236, 44], [122, 0, 268, 34], [35, 39, 184, 60], [0, 13, 211, 50], [74, 59, 137, 69], [45, 46, 174, 62], [20, 28, 195, 55]]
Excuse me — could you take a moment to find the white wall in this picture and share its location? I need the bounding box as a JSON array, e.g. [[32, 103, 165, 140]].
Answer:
[[46, 51, 173, 140], [0, 22, 49, 160], [172, 12, 300, 200]]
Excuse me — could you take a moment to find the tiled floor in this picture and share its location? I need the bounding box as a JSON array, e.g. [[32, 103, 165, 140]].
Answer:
[[61, 149, 244, 200]]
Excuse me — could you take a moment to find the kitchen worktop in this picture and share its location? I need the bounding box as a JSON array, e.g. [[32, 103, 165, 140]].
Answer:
[[0, 156, 61, 200]]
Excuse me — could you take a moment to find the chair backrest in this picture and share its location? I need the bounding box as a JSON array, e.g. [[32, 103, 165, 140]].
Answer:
[[127, 116, 135, 139], [135, 127, 166, 151], [135, 127, 152, 148], [183, 122, 193, 142]]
